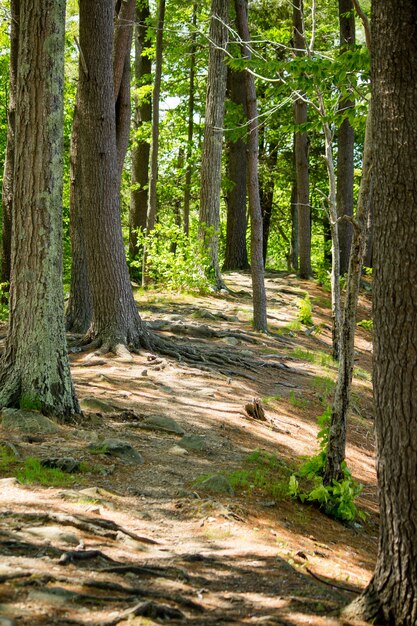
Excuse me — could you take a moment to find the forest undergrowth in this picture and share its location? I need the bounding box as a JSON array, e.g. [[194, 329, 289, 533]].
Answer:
[[0, 271, 377, 626]]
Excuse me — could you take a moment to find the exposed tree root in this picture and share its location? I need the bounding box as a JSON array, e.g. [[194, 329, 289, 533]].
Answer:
[[342, 580, 386, 624]]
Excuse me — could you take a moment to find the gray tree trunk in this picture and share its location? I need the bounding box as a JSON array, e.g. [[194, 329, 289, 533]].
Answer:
[[223, 65, 249, 271], [183, 2, 198, 237], [1, 0, 19, 288], [345, 1, 417, 623], [199, 0, 228, 290], [78, 0, 149, 353], [234, 0, 268, 332], [293, 0, 312, 279], [336, 0, 355, 275], [129, 0, 152, 271], [0, 0, 78, 417]]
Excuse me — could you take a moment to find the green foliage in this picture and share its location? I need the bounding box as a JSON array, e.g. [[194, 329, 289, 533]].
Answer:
[[357, 319, 373, 331], [289, 407, 365, 523], [298, 295, 313, 326], [311, 375, 336, 405], [16, 457, 77, 487], [291, 347, 335, 368], [227, 449, 293, 500], [288, 390, 309, 410], [19, 393, 42, 412], [134, 221, 212, 293], [0, 282, 9, 321]]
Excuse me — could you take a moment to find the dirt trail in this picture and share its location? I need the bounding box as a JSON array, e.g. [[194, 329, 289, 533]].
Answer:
[[0, 272, 376, 625]]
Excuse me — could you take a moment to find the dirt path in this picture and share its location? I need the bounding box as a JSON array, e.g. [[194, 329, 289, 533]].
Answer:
[[0, 272, 376, 625]]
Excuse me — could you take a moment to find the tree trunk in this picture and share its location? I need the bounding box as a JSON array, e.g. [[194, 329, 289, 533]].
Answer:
[[323, 108, 372, 485], [336, 0, 355, 275], [344, 2, 417, 623], [183, 2, 198, 237], [234, 0, 268, 332], [1, 0, 19, 288], [199, 0, 228, 290], [293, 0, 312, 279], [146, 0, 165, 232], [259, 139, 277, 267], [223, 65, 249, 271], [0, 0, 78, 417], [78, 0, 149, 353], [129, 0, 152, 273]]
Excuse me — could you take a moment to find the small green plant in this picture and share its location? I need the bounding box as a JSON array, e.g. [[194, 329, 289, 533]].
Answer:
[[311, 375, 335, 405], [291, 347, 336, 368], [353, 366, 372, 381], [16, 458, 77, 487], [298, 295, 313, 326], [288, 390, 309, 410], [289, 407, 365, 523], [0, 282, 9, 321], [357, 319, 373, 331], [0, 444, 17, 470], [19, 393, 42, 412]]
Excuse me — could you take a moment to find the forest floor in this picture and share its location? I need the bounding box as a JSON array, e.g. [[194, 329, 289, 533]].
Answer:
[[0, 271, 377, 626]]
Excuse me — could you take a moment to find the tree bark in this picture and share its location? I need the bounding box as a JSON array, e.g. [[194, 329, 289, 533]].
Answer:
[[78, 0, 149, 353], [146, 0, 165, 232], [344, 1, 417, 623], [0, 0, 78, 417], [199, 0, 228, 290], [183, 2, 198, 237], [293, 0, 312, 279], [234, 0, 268, 332], [336, 0, 355, 275], [223, 65, 249, 271], [1, 0, 19, 288], [129, 0, 152, 272]]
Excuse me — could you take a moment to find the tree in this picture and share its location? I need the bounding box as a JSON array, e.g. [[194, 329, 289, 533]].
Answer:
[[199, 0, 228, 290], [183, 2, 198, 237], [0, 0, 78, 417], [293, 0, 312, 279], [234, 0, 268, 332], [336, 0, 355, 275], [129, 0, 152, 271], [1, 0, 19, 287], [344, 0, 417, 623], [78, 0, 149, 354]]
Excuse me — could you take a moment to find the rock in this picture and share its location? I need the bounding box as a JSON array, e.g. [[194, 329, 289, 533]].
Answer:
[[28, 587, 82, 606], [141, 415, 185, 435], [178, 434, 207, 452], [169, 445, 189, 456], [41, 457, 81, 473], [197, 475, 235, 496], [80, 397, 117, 414], [116, 531, 148, 551], [0, 477, 20, 488], [88, 438, 144, 464], [25, 525, 79, 545], [222, 336, 239, 346], [1, 408, 61, 434]]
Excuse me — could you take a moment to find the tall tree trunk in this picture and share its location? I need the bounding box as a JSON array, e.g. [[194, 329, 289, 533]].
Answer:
[[290, 182, 299, 271], [323, 108, 372, 485], [234, 0, 268, 332], [1, 0, 19, 288], [293, 0, 312, 279], [146, 0, 165, 232], [78, 0, 149, 353], [129, 0, 152, 273], [0, 0, 78, 417], [345, 1, 417, 623], [183, 2, 197, 237], [223, 65, 249, 271], [336, 0, 355, 275], [199, 0, 228, 290], [259, 139, 277, 266]]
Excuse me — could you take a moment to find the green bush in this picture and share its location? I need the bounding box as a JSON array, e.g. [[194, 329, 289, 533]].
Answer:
[[298, 295, 313, 326]]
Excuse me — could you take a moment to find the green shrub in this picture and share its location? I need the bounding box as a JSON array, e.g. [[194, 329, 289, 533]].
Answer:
[[298, 295, 313, 326], [357, 319, 373, 331]]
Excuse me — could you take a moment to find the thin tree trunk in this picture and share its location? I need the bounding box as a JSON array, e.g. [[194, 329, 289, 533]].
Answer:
[[223, 65, 249, 271], [336, 0, 355, 275], [323, 108, 372, 485], [199, 0, 228, 290], [1, 0, 19, 288], [290, 182, 299, 271], [146, 0, 165, 232], [183, 2, 197, 237], [293, 0, 312, 279], [345, 1, 417, 622], [78, 0, 149, 353], [129, 0, 152, 273], [0, 0, 78, 417], [234, 0, 268, 332]]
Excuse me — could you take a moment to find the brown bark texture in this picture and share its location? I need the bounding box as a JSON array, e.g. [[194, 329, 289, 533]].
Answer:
[[234, 0, 268, 332], [1, 0, 19, 287], [183, 2, 198, 237], [199, 0, 228, 289], [129, 0, 152, 268], [336, 0, 355, 275], [78, 0, 148, 352], [223, 65, 249, 271], [0, 0, 78, 417], [345, 1, 417, 623], [293, 0, 312, 279]]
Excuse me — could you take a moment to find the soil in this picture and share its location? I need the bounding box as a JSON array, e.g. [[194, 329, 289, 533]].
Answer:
[[0, 271, 377, 626]]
